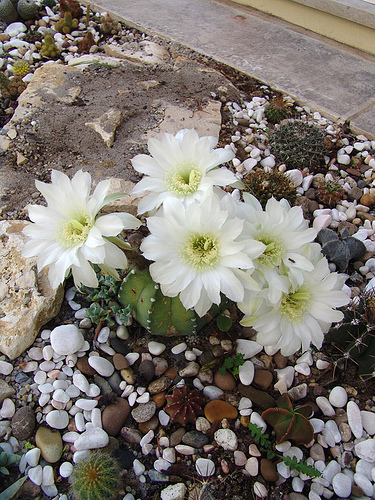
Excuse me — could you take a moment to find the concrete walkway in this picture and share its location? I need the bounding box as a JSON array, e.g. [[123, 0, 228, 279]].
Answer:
[[83, 0, 375, 138]]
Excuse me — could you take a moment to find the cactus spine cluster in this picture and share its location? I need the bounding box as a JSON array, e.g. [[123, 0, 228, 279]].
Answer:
[[118, 267, 225, 336], [243, 168, 298, 208], [69, 451, 122, 500], [325, 290, 375, 379], [264, 95, 293, 124], [269, 119, 327, 170]]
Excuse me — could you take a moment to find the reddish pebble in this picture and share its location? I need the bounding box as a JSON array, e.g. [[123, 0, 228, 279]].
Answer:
[[204, 400, 238, 423]]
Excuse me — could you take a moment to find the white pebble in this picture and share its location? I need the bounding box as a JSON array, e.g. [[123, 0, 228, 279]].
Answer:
[[148, 341, 166, 355], [347, 400, 363, 438], [88, 356, 114, 377], [59, 461, 73, 478], [171, 342, 187, 355], [46, 410, 69, 429], [332, 472, 352, 498], [329, 386, 348, 408], [316, 396, 336, 417], [25, 447, 41, 467], [28, 465, 43, 485], [74, 427, 109, 450], [50, 325, 84, 355], [0, 399, 15, 419]]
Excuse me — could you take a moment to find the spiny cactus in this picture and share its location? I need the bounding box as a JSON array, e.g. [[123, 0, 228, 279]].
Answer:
[[40, 34, 61, 59], [0, 73, 27, 99], [59, 0, 83, 19], [165, 385, 206, 425], [264, 95, 293, 124], [243, 168, 298, 208], [0, 0, 18, 24], [269, 119, 327, 171], [78, 31, 95, 54], [17, 0, 37, 20], [325, 290, 375, 380], [315, 179, 345, 207], [55, 10, 78, 34], [118, 267, 226, 336], [99, 12, 120, 35], [13, 60, 31, 78], [69, 451, 123, 500]]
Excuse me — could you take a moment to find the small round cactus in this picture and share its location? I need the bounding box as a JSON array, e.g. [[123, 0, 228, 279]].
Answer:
[[13, 60, 31, 78], [0, 0, 18, 24], [243, 168, 298, 208], [269, 119, 327, 171], [118, 267, 226, 336], [17, 0, 37, 20], [165, 385, 206, 425], [69, 451, 123, 500], [315, 179, 345, 207], [265, 95, 293, 124]]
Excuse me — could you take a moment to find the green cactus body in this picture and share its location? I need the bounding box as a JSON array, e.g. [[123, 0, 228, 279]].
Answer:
[[118, 267, 225, 336], [269, 119, 327, 171], [40, 34, 61, 59], [0, 0, 18, 24], [17, 0, 37, 20], [326, 291, 375, 379], [13, 60, 31, 77]]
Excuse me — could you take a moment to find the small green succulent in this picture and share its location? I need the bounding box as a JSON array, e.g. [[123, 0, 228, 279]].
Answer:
[[0, 445, 20, 475]]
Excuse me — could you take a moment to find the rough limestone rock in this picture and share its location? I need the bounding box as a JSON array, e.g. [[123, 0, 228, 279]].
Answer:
[[103, 41, 170, 66], [10, 62, 81, 126], [0, 220, 64, 359], [145, 99, 222, 141], [85, 107, 123, 147]]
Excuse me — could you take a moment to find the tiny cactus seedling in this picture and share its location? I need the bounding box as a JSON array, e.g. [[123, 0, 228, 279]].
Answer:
[[269, 119, 327, 171], [118, 267, 226, 336], [243, 168, 298, 208], [0, 73, 27, 100], [326, 289, 375, 380], [261, 393, 314, 446], [69, 451, 122, 500], [165, 385, 206, 425], [78, 31, 95, 54]]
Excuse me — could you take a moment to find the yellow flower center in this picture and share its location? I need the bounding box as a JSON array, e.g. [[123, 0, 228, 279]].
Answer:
[[56, 210, 92, 247], [165, 163, 202, 195], [181, 233, 220, 271], [280, 286, 311, 322], [257, 234, 285, 268]]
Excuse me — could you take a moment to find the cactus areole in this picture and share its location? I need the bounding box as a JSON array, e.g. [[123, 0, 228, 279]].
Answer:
[[118, 267, 226, 336]]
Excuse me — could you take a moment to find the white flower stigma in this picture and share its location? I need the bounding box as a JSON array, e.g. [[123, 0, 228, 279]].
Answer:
[[165, 163, 202, 195], [181, 232, 220, 271], [280, 286, 311, 322], [57, 210, 92, 247]]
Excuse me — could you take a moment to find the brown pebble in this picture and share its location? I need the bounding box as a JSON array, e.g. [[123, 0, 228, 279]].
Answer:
[[101, 397, 131, 436], [351, 484, 364, 497], [240, 415, 250, 428], [213, 371, 237, 391], [152, 391, 167, 408], [260, 458, 279, 482], [204, 400, 238, 423], [148, 376, 171, 395], [274, 351, 288, 369], [11, 406, 35, 440], [238, 383, 276, 410], [76, 356, 96, 376], [112, 353, 129, 371], [360, 193, 375, 207], [138, 415, 159, 434], [170, 427, 186, 447], [253, 369, 273, 390], [0, 34, 10, 42], [164, 367, 178, 380]]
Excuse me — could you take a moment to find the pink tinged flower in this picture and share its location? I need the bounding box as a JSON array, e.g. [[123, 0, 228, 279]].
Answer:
[[140, 193, 264, 317], [22, 170, 140, 289], [132, 128, 239, 214]]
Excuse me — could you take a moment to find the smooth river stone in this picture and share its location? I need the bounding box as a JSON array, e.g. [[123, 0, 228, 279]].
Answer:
[[204, 400, 238, 423], [35, 426, 63, 463], [88, 356, 115, 377], [50, 325, 84, 355], [74, 427, 109, 450], [46, 409, 69, 429]]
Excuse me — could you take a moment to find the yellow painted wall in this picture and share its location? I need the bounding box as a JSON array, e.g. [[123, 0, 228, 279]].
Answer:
[[231, 0, 375, 55]]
